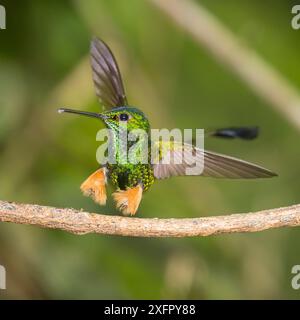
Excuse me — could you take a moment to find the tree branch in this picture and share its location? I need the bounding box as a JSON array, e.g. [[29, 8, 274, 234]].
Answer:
[[0, 200, 300, 237]]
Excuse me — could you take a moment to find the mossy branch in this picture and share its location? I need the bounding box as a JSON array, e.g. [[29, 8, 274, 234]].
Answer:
[[0, 200, 299, 237]]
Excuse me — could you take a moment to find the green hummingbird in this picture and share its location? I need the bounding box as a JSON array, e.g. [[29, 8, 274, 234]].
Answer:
[[58, 38, 277, 216]]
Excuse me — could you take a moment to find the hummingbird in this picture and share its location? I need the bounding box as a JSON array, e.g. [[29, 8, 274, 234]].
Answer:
[[58, 38, 277, 216]]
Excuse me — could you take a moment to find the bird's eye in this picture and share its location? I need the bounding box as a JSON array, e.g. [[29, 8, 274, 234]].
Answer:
[[119, 113, 129, 121]]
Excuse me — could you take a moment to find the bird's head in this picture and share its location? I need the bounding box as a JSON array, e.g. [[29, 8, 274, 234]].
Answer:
[[58, 106, 150, 135], [100, 106, 150, 133]]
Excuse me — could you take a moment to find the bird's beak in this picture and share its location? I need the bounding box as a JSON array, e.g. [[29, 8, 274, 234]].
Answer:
[[57, 108, 108, 120]]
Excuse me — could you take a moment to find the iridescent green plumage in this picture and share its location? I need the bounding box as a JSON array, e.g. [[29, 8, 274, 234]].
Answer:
[[108, 163, 154, 191], [101, 107, 155, 191]]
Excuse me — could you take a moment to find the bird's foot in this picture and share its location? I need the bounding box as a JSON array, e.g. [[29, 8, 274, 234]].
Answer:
[[112, 185, 143, 216], [80, 168, 107, 205]]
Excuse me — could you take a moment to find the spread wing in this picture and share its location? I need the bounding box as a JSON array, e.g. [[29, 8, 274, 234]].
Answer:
[[152, 141, 277, 179], [90, 37, 128, 109]]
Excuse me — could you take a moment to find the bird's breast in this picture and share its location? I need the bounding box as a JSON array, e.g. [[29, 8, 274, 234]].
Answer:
[[107, 163, 154, 191]]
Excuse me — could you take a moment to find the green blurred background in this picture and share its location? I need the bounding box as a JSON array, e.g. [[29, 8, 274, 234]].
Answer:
[[0, 0, 300, 299]]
